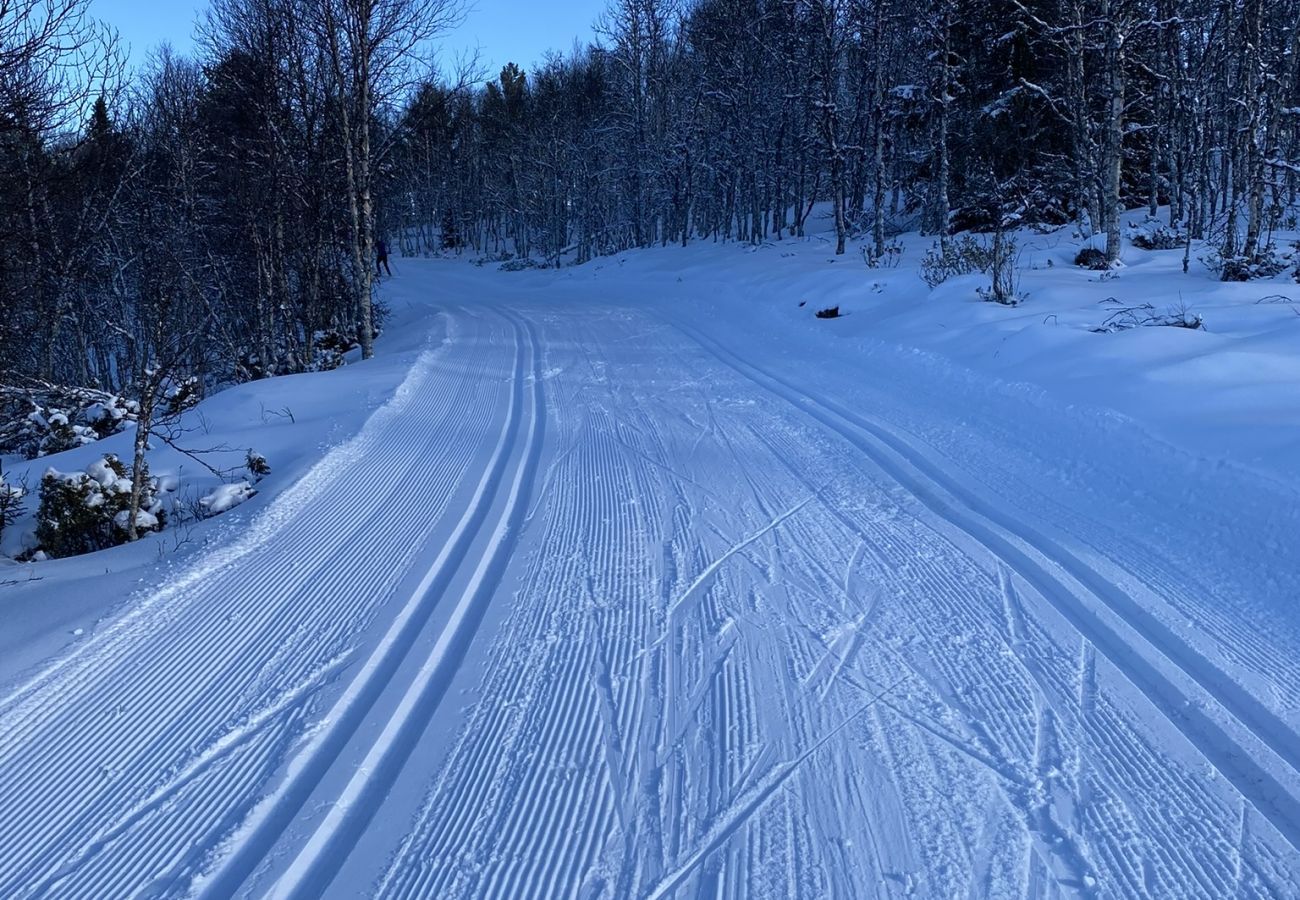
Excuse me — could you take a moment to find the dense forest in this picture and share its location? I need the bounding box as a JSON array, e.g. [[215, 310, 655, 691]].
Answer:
[[1, 0, 1298, 407]]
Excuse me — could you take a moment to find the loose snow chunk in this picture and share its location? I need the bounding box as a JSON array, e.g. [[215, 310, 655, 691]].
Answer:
[[200, 482, 257, 517]]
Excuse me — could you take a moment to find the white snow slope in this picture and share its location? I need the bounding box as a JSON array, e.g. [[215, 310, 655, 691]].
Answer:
[[3, 222, 1300, 899]]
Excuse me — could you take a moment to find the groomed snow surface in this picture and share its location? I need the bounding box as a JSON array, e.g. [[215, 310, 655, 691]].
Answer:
[[3, 217, 1300, 898]]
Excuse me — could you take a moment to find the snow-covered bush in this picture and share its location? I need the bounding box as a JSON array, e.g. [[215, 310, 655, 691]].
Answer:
[[1074, 247, 1109, 270], [199, 481, 256, 517], [0, 385, 137, 459], [499, 257, 544, 272], [237, 322, 385, 382], [920, 236, 993, 288], [1129, 219, 1187, 251], [977, 248, 1019, 304], [977, 232, 1023, 306], [309, 328, 372, 371], [1204, 244, 1292, 282], [32, 455, 166, 559], [245, 450, 270, 482]]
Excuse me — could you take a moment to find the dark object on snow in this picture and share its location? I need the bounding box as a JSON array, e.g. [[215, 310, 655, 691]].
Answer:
[[1074, 247, 1109, 270], [376, 239, 391, 277], [798, 300, 807, 307], [815, 306, 841, 319]]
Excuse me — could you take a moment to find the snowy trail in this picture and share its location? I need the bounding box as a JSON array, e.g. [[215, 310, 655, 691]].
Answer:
[[2, 281, 1300, 898], [367, 302, 1300, 898], [0, 308, 536, 897]]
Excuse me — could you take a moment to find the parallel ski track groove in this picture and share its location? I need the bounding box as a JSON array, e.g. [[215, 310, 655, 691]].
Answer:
[[207, 309, 544, 899], [666, 316, 1300, 853], [0, 311, 515, 898], [0, 315, 473, 737], [380, 315, 672, 899]]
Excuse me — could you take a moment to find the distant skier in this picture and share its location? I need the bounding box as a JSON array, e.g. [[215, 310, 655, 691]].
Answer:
[[375, 238, 392, 277]]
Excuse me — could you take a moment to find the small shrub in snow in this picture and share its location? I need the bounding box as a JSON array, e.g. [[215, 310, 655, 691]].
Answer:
[[920, 236, 993, 288], [240, 324, 383, 381], [1092, 299, 1204, 333], [1074, 247, 1109, 270], [1204, 244, 1291, 282], [473, 251, 518, 267], [1129, 220, 1187, 251], [499, 257, 543, 272], [246, 450, 270, 482], [200, 481, 257, 517], [862, 241, 902, 269], [976, 232, 1023, 306], [815, 306, 841, 319], [308, 328, 368, 371], [33, 454, 166, 558], [313, 328, 359, 357]]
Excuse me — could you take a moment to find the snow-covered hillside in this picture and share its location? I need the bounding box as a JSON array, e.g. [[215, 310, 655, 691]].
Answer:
[[2, 217, 1300, 898]]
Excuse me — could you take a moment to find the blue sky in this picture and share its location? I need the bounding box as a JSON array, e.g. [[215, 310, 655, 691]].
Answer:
[[89, 0, 607, 80]]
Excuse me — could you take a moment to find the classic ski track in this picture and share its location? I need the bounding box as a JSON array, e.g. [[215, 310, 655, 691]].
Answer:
[[625, 333, 1246, 893], [665, 316, 1300, 852], [0, 309, 525, 898], [929, 427, 1300, 708], [250, 308, 548, 899], [377, 314, 699, 899], [379, 310, 924, 899], [748, 397, 1273, 890], [379, 305, 1297, 899]]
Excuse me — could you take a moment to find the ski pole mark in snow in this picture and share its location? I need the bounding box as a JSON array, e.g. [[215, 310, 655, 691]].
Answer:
[[664, 314, 1300, 854], [641, 675, 909, 900], [661, 493, 818, 623]]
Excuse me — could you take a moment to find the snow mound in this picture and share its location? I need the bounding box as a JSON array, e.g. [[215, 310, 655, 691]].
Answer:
[[200, 482, 257, 517]]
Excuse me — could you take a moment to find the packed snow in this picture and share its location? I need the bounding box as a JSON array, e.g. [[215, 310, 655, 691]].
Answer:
[[2, 214, 1300, 898]]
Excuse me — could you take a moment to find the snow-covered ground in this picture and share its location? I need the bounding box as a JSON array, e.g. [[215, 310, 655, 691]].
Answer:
[[2, 214, 1300, 898]]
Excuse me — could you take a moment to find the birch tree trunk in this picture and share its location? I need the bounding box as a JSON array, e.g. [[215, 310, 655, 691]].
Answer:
[[1102, 0, 1126, 265]]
